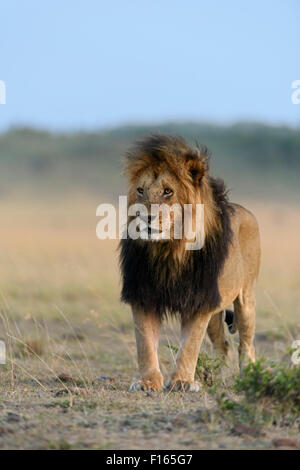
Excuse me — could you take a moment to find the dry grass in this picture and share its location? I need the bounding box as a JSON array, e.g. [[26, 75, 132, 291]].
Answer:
[[0, 195, 299, 449]]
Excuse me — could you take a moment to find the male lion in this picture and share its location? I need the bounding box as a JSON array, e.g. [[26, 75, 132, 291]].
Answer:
[[120, 134, 260, 392]]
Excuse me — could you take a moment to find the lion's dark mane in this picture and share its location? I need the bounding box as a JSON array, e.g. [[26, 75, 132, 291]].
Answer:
[[120, 177, 234, 320]]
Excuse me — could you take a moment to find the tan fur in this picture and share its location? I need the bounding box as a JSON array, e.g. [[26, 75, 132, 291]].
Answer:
[[125, 138, 261, 392], [169, 204, 261, 391]]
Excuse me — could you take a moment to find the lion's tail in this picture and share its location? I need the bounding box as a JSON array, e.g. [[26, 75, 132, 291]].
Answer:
[[224, 309, 237, 334]]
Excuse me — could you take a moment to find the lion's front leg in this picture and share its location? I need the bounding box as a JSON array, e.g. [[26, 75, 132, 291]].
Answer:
[[167, 312, 212, 392], [130, 307, 163, 392]]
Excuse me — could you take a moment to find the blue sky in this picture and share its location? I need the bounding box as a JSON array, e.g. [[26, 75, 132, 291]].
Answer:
[[0, 0, 299, 130]]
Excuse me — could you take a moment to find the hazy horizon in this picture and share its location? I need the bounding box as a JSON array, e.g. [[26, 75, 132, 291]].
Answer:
[[1, 118, 299, 137]]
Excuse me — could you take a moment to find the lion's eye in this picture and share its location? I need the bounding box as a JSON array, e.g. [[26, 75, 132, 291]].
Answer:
[[163, 188, 173, 196], [137, 187, 144, 195]]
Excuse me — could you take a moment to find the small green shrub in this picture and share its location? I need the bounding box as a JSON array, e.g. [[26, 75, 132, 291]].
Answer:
[[235, 359, 300, 415], [195, 352, 226, 386]]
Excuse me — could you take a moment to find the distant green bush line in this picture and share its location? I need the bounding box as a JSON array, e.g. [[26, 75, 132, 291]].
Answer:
[[1, 122, 299, 197]]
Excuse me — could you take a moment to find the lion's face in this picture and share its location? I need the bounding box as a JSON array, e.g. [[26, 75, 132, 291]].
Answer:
[[125, 134, 216, 246], [130, 166, 183, 241]]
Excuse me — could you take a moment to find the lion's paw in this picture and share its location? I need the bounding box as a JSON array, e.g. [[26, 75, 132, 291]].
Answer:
[[129, 379, 163, 392], [165, 380, 201, 392]]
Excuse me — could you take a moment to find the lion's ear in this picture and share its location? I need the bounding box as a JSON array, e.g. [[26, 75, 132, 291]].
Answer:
[[185, 153, 208, 186]]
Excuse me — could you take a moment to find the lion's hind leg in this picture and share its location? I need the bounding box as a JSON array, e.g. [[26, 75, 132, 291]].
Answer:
[[234, 287, 256, 372], [207, 312, 229, 357], [225, 309, 237, 334]]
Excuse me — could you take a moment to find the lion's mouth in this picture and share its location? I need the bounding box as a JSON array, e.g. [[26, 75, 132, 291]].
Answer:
[[135, 214, 172, 240], [147, 226, 162, 235], [139, 224, 170, 241]]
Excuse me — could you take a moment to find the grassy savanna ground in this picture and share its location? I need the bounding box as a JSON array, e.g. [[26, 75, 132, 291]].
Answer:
[[0, 195, 299, 450]]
